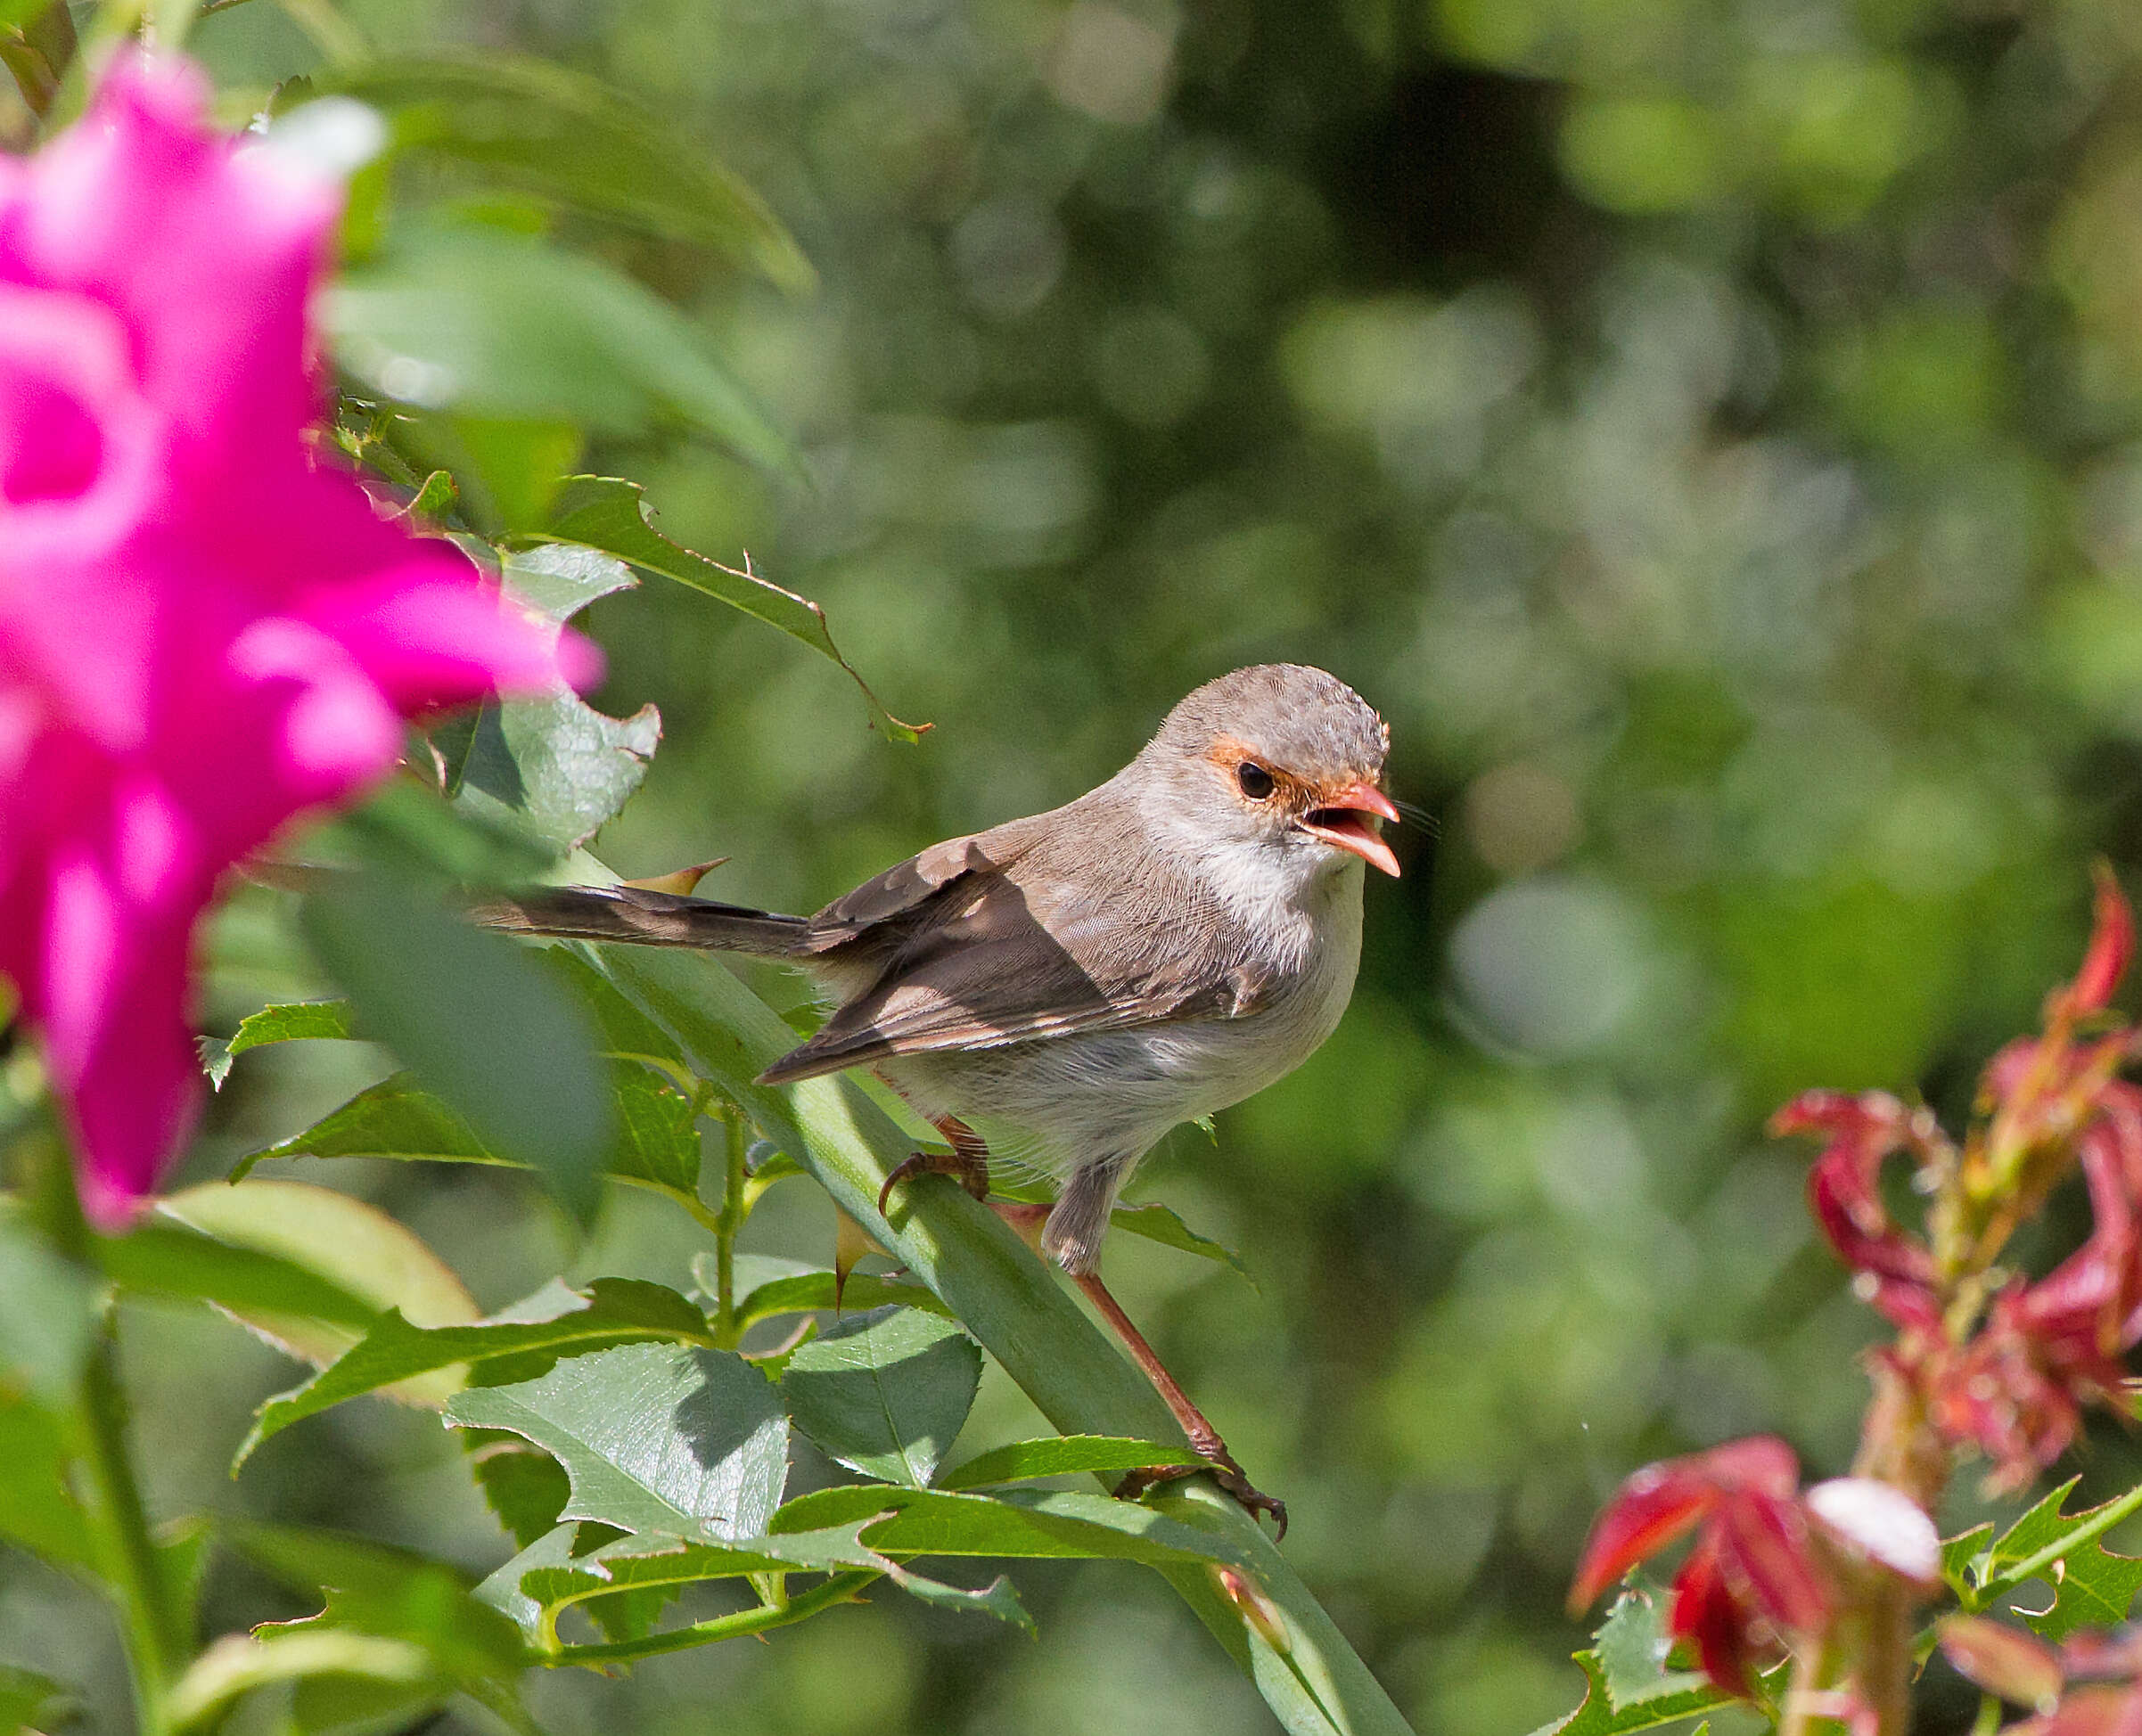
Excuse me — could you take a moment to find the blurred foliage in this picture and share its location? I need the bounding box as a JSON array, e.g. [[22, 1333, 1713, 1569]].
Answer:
[[12, 0, 2142, 1730]]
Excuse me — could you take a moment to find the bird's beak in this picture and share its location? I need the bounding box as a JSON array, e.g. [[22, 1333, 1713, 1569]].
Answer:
[[1297, 781, 1401, 878]]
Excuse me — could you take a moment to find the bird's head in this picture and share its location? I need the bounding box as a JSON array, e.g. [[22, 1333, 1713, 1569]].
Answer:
[[1137, 664, 1399, 883]]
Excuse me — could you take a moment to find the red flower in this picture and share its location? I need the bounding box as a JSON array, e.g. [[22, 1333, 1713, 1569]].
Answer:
[[1570, 1437, 1829, 1696], [1771, 1091, 1946, 1333]]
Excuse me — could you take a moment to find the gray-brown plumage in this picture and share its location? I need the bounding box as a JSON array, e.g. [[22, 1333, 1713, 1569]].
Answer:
[[481, 663, 1398, 1275]]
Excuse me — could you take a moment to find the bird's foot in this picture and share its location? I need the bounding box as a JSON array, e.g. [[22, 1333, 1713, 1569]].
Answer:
[[876, 1115, 991, 1215], [1117, 1452, 1287, 1540]]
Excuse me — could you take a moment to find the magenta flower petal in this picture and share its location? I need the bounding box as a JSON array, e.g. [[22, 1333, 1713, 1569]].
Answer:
[[0, 53, 592, 1224], [1568, 1436, 1801, 1610]]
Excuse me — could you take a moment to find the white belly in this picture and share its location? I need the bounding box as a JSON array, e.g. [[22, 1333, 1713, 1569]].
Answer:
[[885, 864, 1365, 1178]]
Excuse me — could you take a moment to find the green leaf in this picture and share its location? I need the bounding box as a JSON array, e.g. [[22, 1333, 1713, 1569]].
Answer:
[[937, 1435, 1203, 1492], [781, 1306, 981, 1488], [879, 1562, 1033, 1634], [327, 225, 799, 475], [234, 1076, 500, 1181], [237, 1064, 701, 1195], [726, 1264, 956, 1330], [1108, 1201, 1256, 1285], [465, 1433, 571, 1550], [1592, 1583, 1709, 1710], [305, 57, 813, 289], [206, 1522, 535, 1732], [238, 1278, 711, 1469], [95, 1215, 383, 1330], [168, 1633, 435, 1733], [432, 543, 661, 853], [769, 1484, 1252, 1569], [0, 1388, 95, 1570], [528, 477, 925, 741], [0, 1212, 98, 1399], [1529, 1650, 1749, 1736], [200, 1000, 356, 1088], [300, 871, 613, 1220], [159, 1180, 478, 1411], [446, 1340, 789, 1542], [1972, 1481, 2142, 1642], [1943, 1522, 1995, 1598]]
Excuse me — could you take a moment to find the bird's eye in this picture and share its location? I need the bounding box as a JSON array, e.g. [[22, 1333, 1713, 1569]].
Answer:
[[1236, 762, 1275, 800]]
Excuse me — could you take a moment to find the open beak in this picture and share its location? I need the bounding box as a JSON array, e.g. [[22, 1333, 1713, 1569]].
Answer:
[[1297, 781, 1401, 878]]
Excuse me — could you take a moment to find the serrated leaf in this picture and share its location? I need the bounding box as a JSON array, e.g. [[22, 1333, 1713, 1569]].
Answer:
[[300, 872, 614, 1220], [528, 477, 923, 741], [1974, 1479, 2142, 1640], [238, 1278, 711, 1468], [304, 56, 813, 288], [702, 1257, 956, 1330], [466, 1433, 571, 1550], [881, 1562, 1033, 1632], [938, 1436, 1204, 1491], [781, 1306, 981, 1488], [234, 1076, 500, 1181], [211, 1522, 534, 1732], [242, 1064, 702, 1195], [447, 1341, 789, 1542], [328, 225, 799, 475], [160, 1181, 477, 1412], [770, 1484, 1252, 1569], [433, 544, 660, 853], [201, 1000, 356, 1087], [1107, 1202, 1255, 1285], [1528, 1650, 1752, 1736], [1593, 1582, 1708, 1710]]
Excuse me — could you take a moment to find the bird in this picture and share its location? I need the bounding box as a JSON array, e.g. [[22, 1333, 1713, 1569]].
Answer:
[[481, 663, 1399, 1530]]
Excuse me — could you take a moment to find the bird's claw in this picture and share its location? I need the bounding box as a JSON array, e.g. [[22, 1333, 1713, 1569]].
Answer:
[[1116, 1455, 1287, 1541], [876, 1144, 991, 1216]]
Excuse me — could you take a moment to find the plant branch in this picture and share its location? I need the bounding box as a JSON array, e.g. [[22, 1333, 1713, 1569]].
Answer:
[[597, 945, 1417, 1736]]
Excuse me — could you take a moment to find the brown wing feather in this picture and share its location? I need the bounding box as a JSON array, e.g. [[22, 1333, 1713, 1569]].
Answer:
[[759, 815, 1271, 1085]]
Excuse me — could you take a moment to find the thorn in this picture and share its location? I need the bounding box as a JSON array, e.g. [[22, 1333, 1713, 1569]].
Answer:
[[621, 859, 729, 897]]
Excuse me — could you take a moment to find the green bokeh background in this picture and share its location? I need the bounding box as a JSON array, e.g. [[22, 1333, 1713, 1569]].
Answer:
[[14, 0, 2142, 1730]]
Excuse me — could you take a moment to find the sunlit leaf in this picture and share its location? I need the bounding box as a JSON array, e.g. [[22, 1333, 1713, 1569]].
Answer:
[[432, 543, 660, 852], [96, 1213, 382, 1329], [200, 1000, 355, 1088], [238, 1278, 710, 1469], [446, 1340, 789, 1542], [781, 1306, 981, 1488], [937, 1435, 1202, 1492], [526, 476, 925, 741]]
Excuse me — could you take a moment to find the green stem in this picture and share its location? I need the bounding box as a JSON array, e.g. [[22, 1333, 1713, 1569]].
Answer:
[[77, 1313, 181, 1736], [552, 1570, 877, 1665]]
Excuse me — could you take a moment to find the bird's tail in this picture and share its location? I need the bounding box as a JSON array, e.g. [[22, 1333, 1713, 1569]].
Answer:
[[474, 884, 817, 956]]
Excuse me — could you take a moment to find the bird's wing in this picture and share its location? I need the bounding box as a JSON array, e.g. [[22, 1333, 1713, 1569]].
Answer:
[[759, 850, 1274, 1085]]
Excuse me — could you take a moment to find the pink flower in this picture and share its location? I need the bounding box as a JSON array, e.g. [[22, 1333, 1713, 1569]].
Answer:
[[1569, 1437, 1829, 1696], [0, 55, 595, 1224]]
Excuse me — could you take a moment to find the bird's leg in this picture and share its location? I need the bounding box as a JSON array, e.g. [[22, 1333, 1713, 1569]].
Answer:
[[876, 1112, 992, 1216], [1071, 1268, 1287, 1539]]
